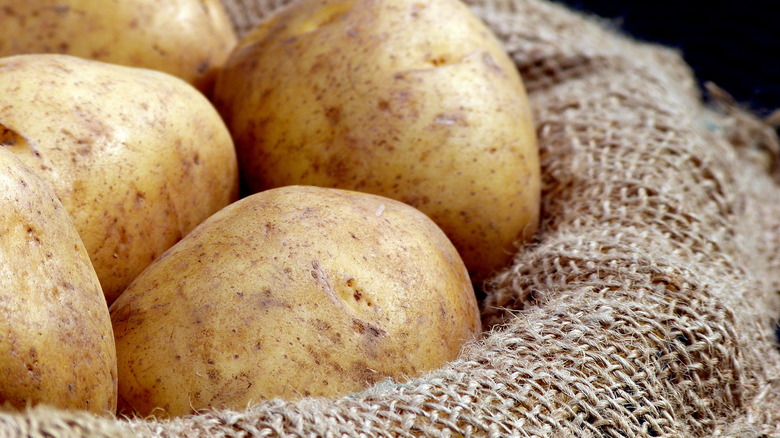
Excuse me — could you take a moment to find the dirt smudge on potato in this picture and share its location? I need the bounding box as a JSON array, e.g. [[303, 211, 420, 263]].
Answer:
[[351, 318, 386, 338], [206, 368, 220, 381], [254, 288, 290, 309], [351, 361, 381, 386]]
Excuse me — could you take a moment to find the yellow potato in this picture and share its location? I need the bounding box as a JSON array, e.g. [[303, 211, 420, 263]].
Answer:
[[110, 185, 481, 418], [0, 54, 239, 304], [214, 0, 541, 283], [0, 147, 116, 415], [0, 0, 237, 95]]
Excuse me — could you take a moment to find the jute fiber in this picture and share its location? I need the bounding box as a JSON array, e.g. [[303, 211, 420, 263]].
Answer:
[[3, 0, 780, 436]]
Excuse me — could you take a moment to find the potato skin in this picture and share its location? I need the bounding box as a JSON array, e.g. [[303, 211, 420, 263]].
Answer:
[[0, 54, 239, 304], [214, 0, 541, 283], [110, 185, 480, 418], [0, 0, 237, 95], [0, 148, 117, 414]]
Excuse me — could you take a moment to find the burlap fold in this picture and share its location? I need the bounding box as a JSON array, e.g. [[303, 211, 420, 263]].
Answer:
[[2, 0, 779, 436]]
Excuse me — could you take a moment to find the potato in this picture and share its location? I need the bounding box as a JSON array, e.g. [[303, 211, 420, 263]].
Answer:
[[0, 54, 239, 304], [213, 0, 541, 283], [0, 147, 117, 414], [110, 185, 480, 418], [0, 0, 237, 95]]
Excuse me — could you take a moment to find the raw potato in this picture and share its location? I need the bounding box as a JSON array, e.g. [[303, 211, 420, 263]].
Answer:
[[110, 185, 481, 418], [214, 0, 541, 283], [0, 147, 117, 414], [0, 54, 239, 304], [0, 0, 237, 95]]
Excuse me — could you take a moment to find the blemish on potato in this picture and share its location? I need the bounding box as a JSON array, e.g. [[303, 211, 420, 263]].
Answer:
[[325, 107, 341, 125], [351, 362, 381, 385], [427, 55, 451, 67], [351, 318, 386, 337], [433, 113, 464, 126], [1, 124, 35, 155], [410, 2, 425, 18], [24, 225, 41, 244], [50, 5, 70, 14], [481, 52, 505, 76], [311, 318, 330, 332]]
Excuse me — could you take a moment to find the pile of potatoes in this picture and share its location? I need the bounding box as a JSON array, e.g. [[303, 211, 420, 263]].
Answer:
[[0, 0, 540, 418]]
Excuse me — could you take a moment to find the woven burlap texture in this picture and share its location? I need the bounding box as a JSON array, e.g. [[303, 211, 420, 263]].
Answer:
[[3, 0, 780, 436]]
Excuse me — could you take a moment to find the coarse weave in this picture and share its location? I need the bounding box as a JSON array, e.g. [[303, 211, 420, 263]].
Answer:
[[2, 0, 780, 436]]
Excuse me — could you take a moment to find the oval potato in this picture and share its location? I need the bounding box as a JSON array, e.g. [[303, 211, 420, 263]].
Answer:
[[214, 0, 541, 283], [111, 185, 481, 418], [0, 0, 237, 95], [0, 147, 117, 414], [0, 54, 239, 304]]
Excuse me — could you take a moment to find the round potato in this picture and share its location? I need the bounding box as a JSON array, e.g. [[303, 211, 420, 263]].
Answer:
[[0, 147, 117, 414], [110, 185, 481, 418], [214, 0, 541, 283], [0, 0, 237, 95], [0, 54, 239, 304]]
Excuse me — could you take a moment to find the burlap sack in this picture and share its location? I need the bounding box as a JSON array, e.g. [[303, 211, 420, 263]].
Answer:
[[2, 0, 780, 436]]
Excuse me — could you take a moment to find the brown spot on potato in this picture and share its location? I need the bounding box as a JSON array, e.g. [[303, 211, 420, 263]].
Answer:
[[351, 362, 381, 385], [325, 107, 340, 125], [152, 44, 167, 57], [352, 318, 386, 337], [427, 55, 450, 67], [410, 2, 425, 18], [311, 318, 330, 331]]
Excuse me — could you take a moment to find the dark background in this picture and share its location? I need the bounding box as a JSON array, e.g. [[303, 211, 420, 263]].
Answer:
[[554, 1, 780, 346], [554, 0, 779, 118]]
